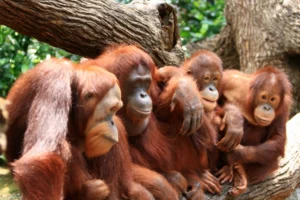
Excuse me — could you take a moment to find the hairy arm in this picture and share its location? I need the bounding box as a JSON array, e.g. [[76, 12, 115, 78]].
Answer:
[[156, 76, 203, 135], [217, 103, 244, 152], [227, 116, 287, 165], [9, 59, 75, 200], [22, 60, 74, 157]]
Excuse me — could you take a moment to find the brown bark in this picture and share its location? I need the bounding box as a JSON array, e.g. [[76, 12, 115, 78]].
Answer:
[[0, 0, 184, 67], [205, 113, 300, 200], [187, 0, 300, 116]]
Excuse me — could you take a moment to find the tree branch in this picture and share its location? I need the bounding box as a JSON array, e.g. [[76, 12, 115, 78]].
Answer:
[[0, 0, 184, 67]]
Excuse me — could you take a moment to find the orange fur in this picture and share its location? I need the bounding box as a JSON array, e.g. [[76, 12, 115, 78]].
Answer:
[[82, 45, 195, 199], [85, 121, 118, 158], [221, 66, 292, 185], [5, 59, 124, 199]]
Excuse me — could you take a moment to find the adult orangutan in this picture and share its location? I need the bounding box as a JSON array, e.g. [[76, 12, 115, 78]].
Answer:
[[216, 66, 292, 196], [5, 59, 153, 200], [81, 45, 205, 200]]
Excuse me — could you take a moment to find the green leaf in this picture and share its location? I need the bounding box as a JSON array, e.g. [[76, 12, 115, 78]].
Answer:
[[21, 64, 29, 73], [200, 24, 209, 35]]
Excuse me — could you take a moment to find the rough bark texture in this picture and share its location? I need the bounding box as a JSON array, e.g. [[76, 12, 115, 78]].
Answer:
[[187, 0, 300, 116], [205, 113, 300, 200], [0, 0, 184, 67]]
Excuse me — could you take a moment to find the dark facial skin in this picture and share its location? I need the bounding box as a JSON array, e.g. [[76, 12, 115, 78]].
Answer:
[[186, 68, 221, 112], [253, 82, 281, 126], [122, 65, 153, 136]]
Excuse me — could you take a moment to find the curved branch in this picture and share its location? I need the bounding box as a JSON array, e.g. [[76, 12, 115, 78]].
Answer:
[[0, 0, 184, 67]]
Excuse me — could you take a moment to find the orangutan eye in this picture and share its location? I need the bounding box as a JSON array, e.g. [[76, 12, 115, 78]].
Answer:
[[144, 79, 151, 88], [213, 77, 218, 81], [204, 76, 210, 81], [135, 79, 142, 85], [186, 70, 192, 75], [271, 97, 276, 102], [84, 92, 94, 100], [262, 95, 267, 100]]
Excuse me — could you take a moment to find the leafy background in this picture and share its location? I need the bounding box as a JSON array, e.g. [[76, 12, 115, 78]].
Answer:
[[0, 27, 81, 97], [0, 0, 225, 97]]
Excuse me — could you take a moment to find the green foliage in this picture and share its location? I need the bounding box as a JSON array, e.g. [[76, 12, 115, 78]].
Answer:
[[0, 166, 20, 199], [172, 0, 226, 45], [0, 25, 81, 97]]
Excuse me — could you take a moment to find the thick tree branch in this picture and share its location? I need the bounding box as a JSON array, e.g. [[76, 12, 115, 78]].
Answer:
[[0, 0, 184, 67]]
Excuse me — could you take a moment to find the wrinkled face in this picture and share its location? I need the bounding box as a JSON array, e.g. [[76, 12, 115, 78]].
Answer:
[[253, 81, 281, 126], [123, 64, 153, 135], [84, 84, 123, 158], [186, 67, 222, 112]]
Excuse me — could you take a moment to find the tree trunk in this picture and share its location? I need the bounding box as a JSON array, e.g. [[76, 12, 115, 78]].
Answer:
[[0, 0, 184, 67], [205, 113, 300, 200], [187, 0, 300, 116]]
